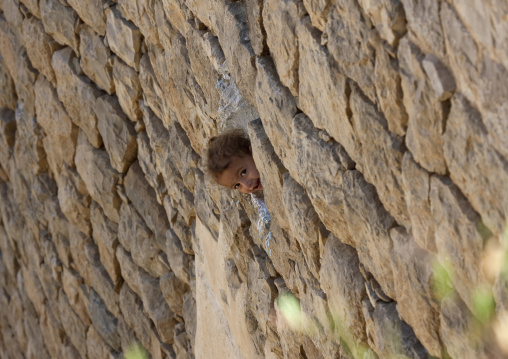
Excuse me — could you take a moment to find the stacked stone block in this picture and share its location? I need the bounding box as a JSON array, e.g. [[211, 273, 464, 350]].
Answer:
[[0, 0, 507, 358]]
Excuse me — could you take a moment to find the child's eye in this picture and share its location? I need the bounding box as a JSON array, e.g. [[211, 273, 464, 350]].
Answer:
[[241, 169, 246, 177], [234, 183, 240, 189]]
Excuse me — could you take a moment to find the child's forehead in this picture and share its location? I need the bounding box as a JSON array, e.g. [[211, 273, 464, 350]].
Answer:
[[228, 154, 252, 165]]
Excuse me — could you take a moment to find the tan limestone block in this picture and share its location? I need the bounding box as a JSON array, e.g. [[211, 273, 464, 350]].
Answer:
[[248, 118, 291, 230], [57, 166, 91, 236], [137, 268, 177, 344], [90, 202, 121, 287], [263, 0, 305, 96], [161, 0, 189, 36], [23, 299, 51, 359], [118, 202, 169, 278], [75, 131, 121, 223], [40, 304, 65, 358], [401, 152, 437, 254], [67, 0, 106, 36], [422, 54, 456, 101], [19, 0, 41, 19], [116, 244, 176, 344], [84, 241, 121, 317], [172, 215, 194, 255], [342, 170, 396, 299], [430, 175, 485, 311], [79, 25, 115, 94], [124, 160, 171, 247], [112, 57, 142, 122], [365, 301, 429, 358], [166, 120, 199, 193], [141, 105, 195, 224], [40, 0, 80, 55], [186, 0, 257, 106], [52, 47, 103, 148], [34, 75, 77, 174], [87, 289, 121, 352], [0, 17, 37, 117], [21, 265, 45, 317], [399, 37, 447, 175], [402, 0, 445, 56], [254, 57, 297, 173], [117, 0, 159, 46], [139, 51, 165, 120], [185, 28, 222, 121], [244, 0, 265, 56], [349, 83, 410, 227], [0, 55, 16, 110], [61, 266, 91, 326], [136, 131, 166, 204], [118, 282, 156, 351], [192, 168, 220, 240], [320, 233, 367, 347], [296, 17, 354, 154], [0, 107, 16, 151], [58, 289, 88, 358], [389, 227, 442, 356], [69, 224, 93, 285], [289, 113, 354, 246], [117, 245, 142, 295], [95, 94, 137, 173], [326, 0, 376, 101], [0, 224, 16, 277], [160, 271, 189, 317], [282, 174, 323, 280], [440, 294, 488, 359], [443, 94, 508, 236], [357, 0, 406, 46], [87, 326, 118, 359], [374, 42, 408, 137], [22, 17, 60, 86], [14, 104, 48, 176], [105, 6, 142, 71]]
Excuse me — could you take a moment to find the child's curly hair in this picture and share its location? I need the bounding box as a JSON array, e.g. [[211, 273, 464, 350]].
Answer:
[[207, 129, 252, 181]]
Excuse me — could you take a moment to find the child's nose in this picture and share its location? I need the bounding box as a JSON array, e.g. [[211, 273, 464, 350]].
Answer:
[[239, 178, 254, 192]]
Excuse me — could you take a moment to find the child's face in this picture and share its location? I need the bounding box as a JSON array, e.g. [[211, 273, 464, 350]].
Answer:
[[217, 155, 263, 194]]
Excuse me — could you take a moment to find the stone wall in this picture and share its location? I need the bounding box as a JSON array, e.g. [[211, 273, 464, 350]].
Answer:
[[0, 0, 507, 358]]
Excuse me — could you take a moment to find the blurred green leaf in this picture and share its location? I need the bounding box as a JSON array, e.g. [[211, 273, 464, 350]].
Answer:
[[124, 343, 148, 359], [473, 287, 496, 325], [432, 260, 454, 301], [277, 292, 302, 330]]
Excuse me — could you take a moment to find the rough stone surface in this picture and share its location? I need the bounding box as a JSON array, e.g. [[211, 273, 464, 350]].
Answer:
[[0, 54, 17, 110], [1, 1, 507, 358], [75, 131, 121, 223], [95, 94, 137, 173], [40, 0, 80, 55], [105, 7, 142, 71], [79, 25, 114, 94], [443, 94, 508, 235], [118, 202, 167, 278], [399, 37, 448, 175], [320, 234, 367, 351], [90, 202, 121, 286], [22, 16, 60, 86], [67, 0, 106, 36], [263, 0, 306, 97], [112, 57, 142, 122], [430, 175, 485, 312], [52, 47, 103, 148], [34, 75, 78, 175]]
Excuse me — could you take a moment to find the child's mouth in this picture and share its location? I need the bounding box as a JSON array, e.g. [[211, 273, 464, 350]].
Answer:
[[253, 179, 262, 191]]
